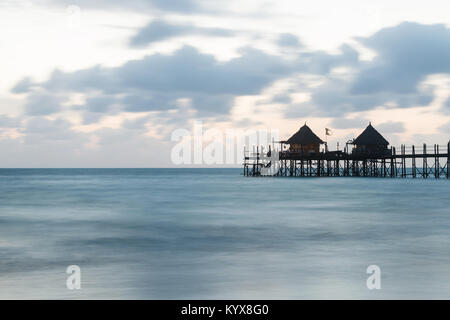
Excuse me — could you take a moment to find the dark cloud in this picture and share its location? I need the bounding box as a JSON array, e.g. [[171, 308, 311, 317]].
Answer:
[[81, 112, 104, 125], [43, 46, 290, 95], [24, 117, 79, 143], [19, 22, 449, 126], [298, 44, 359, 74], [277, 33, 303, 48], [0, 115, 21, 128], [294, 79, 433, 117], [130, 19, 234, 47], [121, 92, 177, 112], [11, 77, 33, 94], [83, 95, 117, 113], [288, 22, 447, 117], [44, 67, 119, 93], [14, 42, 361, 120], [352, 22, 450, 95], [442, 98, 450, 114], [25, 93, 64, 116], [72, 95, 121, 124], [17, 46, 294, 117]]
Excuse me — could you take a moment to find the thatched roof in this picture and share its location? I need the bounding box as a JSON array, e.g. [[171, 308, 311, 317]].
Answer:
[[286, 124, 324, 145], [353, 123, 389, 145]]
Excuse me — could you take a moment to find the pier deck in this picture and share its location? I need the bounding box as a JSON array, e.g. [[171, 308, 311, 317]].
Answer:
[[243, 143, 450, 178]]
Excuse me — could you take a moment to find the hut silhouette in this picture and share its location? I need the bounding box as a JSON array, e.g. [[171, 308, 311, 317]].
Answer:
[[352, 123, 390, 156], [285, 124, 324, 155], [244, 120, 449, 178]]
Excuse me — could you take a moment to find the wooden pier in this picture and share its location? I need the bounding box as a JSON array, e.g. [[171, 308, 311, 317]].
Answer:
[[243, 122, 450, 179], [243, 142, 450, 178]]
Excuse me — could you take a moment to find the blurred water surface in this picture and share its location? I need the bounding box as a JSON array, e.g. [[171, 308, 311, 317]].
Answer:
[[0, 168, 449, 299]]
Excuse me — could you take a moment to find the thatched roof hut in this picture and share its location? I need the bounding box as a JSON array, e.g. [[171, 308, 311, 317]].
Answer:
[[353, 123, 389, 146], [284, 124, 324, 154], [286, 124, 324, 145], [351, 123, 390, 156]]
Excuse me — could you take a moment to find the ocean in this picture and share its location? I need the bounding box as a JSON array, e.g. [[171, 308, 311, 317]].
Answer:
[[0, 168, 449, 299]]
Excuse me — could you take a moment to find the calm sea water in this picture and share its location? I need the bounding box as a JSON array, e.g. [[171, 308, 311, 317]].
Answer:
[[0, 168, 449, 299]]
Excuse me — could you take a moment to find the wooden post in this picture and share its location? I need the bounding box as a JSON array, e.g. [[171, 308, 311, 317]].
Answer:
[[362, 160, 366, 177], [309, 160, 312, 177], [391, 147, 395, 178], [433, 144, 437, 178], [336, 159, 340, 177], [402, 145, 406, 178], [423, 144, 427, 178], [404, 145, 407, 177], [294, 160, 297, 176], [317, 160, 321, 177], [257, 146, 260, 176], [447, 141, 450, 179], [435, 144, 440, 179]]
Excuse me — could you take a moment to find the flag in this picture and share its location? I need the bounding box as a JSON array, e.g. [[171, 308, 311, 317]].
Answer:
[[325, 128, 332, 136]]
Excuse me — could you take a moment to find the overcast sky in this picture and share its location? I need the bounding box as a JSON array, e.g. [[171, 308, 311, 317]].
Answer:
[[1, 0, 450, 167]]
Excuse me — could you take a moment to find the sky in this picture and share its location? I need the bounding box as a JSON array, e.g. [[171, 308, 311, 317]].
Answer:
[[1, 0, 450, 167]]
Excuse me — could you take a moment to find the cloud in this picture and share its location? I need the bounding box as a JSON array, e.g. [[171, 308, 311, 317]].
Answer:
[[330, 119, 405, 136], [289, 22, 448, 117], [443, 98, 450, 114], [271, 94, 292, 104], [11, 77, 33, 94], [292, 78, 433, 118], [16, 46, 294, 117], [297, 44, 359, 75], [0, 115, 21, 128], [120, 93, 177, 112], [71, 95, 121, 124], [16, 21, 450, 140], [5, 17, 450, 167], [14, 21, 449, 135], [25, 93, 65, 116], [130, 19, 234, 47], [16, 43, 360, 120], [352, 22, 450, 95], [83, 96, 117, 113], [24, 117, 79, 143], [0, 116, 172, 167], [376, 121, 405, 134], [277, 33, 303, 48], [330, 118, 368, 129]]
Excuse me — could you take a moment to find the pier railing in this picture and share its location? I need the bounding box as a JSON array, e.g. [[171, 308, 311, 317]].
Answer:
[[243, 142, 450, 178]]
